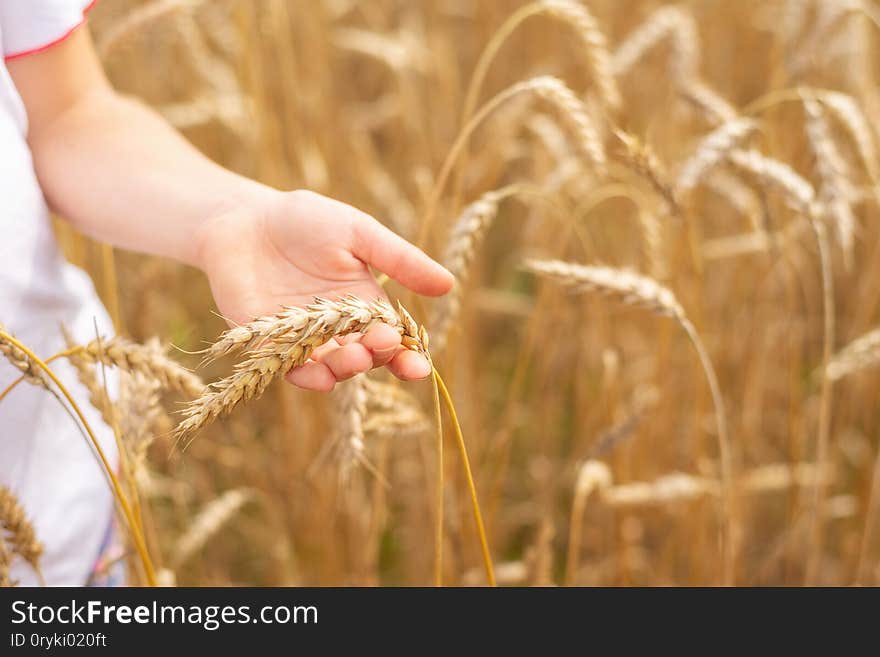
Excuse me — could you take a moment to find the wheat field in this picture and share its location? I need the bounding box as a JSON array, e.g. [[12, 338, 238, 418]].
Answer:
[[2, 0, 880, 587]]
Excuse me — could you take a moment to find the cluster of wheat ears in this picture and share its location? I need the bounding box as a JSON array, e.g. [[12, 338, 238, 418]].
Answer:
[[2, 0, 880, 586]]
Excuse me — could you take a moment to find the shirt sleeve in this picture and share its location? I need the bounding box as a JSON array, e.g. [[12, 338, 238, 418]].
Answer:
[[0, 0, 97, 61]]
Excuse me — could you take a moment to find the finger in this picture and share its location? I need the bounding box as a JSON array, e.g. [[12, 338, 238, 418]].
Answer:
[[313, 341, 373, 381], [335, 333, 363, 346], [285, 360, 336, 392], [387, 349, 432, 381], [353, 217, 454, 297], [360, 323, 403, 367]]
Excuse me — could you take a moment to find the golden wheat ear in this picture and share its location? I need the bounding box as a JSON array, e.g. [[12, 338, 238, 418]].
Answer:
[[0, 486, 44, 582]]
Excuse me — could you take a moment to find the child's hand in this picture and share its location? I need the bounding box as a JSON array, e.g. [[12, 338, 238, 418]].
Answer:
[[196, 189, 454, 391]]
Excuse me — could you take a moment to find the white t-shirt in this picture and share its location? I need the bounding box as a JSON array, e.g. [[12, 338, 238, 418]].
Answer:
[[0, 0, 118, 586]]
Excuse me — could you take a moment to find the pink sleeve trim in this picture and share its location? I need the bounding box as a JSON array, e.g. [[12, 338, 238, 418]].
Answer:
[[4, 1, 100, 62]]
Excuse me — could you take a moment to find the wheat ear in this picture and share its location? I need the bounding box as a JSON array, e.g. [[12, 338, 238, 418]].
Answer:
[[676, 118, 758, 194], [175, 296, 427, 442], [77, 336, 204, 398], [420, 75, 605, 248], [679, 79, 738, 125], [524, 258, 736, 584], [332, 374, 369, 478], [61, 327, 117, 428], [613, 130, 679, 213], [0, 486, 43, 578], [565, 460, 612, 585], [819, 90, 880, 184], [431, 186, 519, 351], [0, 327, 48, 389], [825, 328, 880, 381], [172, 488, 254, 568], [804, 98, 858, 268], [462, 0, 620, 130], [0, 536, 11, 587], [98, 0, 202, 57], [611, 5, 699, 80]]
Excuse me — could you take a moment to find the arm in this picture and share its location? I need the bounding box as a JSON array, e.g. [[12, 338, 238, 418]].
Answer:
[[8, 28, 453, 389]]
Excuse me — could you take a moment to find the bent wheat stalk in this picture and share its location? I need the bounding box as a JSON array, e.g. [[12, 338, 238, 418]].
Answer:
[[0, 330, 156, 586], [523, 259, 736, 585], [419, 75, 605, 248], [462, 0, 620, 126]]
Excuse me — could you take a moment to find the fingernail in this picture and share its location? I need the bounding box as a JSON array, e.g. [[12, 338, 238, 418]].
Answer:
[[373, 345, 397, 357], [414, 354, 432, 378]]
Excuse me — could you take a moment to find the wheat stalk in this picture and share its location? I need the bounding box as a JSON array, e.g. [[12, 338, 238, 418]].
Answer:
[[462, 0, 620, 130], [0, 486, 43, 578], [565, 460, 612, 585], [420, 75, 605, 248], [524, 258, 736, 584], [176, 296, 427, 442]]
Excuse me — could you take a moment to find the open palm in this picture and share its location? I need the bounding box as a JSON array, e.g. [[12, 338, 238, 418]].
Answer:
[[198, 190, 453, 391]]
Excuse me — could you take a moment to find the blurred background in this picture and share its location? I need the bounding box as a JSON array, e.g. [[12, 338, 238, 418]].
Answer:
[[57, 0, 880, 585]]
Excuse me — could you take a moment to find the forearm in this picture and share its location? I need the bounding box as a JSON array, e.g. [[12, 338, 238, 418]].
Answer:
[[27, 87, 276, 268]]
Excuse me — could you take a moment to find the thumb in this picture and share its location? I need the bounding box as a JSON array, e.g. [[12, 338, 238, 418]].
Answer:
[[353, 216, 454, 297]]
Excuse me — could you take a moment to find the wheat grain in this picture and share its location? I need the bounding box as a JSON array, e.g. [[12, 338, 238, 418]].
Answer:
[[676, 118, 758, 193], [176, 296, 427, 442], [0, 486, 43, 576]]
